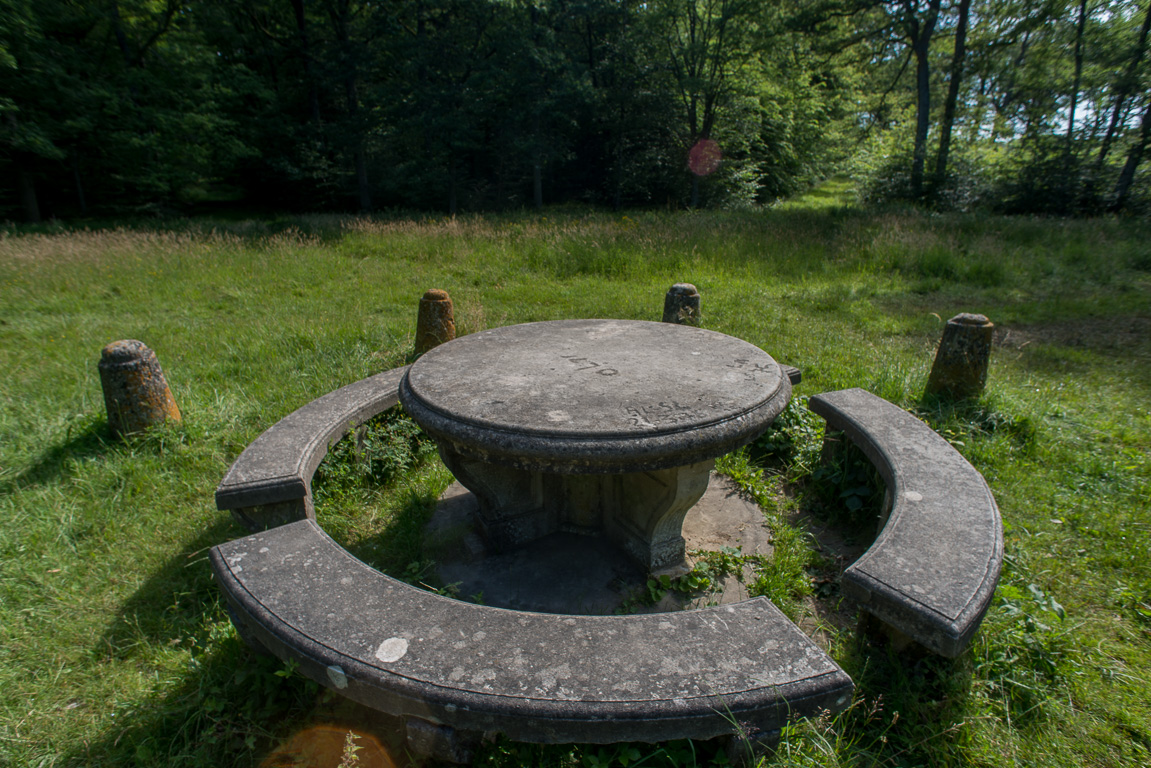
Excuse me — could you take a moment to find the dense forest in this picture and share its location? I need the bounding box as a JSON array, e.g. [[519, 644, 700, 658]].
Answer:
[[3, 0, 1150, 220]]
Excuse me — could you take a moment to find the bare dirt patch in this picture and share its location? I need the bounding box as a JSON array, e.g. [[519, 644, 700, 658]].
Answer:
[[995, 315, 1151, 355], [791, 506, 872, 646]]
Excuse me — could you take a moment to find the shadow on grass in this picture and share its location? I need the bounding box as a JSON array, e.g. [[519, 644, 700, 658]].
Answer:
[[1, 416, 113, 494], [95, 518, 241, 659], [69, 634, 423, 766], [316, 460, 444, 581], [66, 515, 357, 766], [70, 499, 737, 767], [829, 633, 977, 764]]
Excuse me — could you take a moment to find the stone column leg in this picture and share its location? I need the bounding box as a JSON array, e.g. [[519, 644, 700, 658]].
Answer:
[[437, 448, 555, 550], [439, 450, 714, 573], [604, 459, 714, 573], [405, 718, 480, 764], [546, 474, 611, 535]]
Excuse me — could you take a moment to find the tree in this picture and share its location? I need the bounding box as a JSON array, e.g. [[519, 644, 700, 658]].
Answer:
[[1066, 0, 1089, 156], [934, 0, 969, 188], [1112, 97, 1151, 209], [895, 0, 942, 198], [1095, 1, 1151, 167], [656, 0, 759, 207]]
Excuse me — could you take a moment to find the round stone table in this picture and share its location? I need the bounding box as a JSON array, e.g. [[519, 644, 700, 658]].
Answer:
[[399, 319, 792, 572]]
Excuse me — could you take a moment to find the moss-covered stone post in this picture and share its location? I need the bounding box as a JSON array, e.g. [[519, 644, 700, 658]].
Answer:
[[98, 340, 182, 437], [925, 313, 994, 399], [662, 283, 701, 325], [415, 289, 456, 356]]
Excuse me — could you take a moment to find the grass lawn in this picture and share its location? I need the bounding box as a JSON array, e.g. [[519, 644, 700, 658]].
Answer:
[[1, 201, 1149, 767]]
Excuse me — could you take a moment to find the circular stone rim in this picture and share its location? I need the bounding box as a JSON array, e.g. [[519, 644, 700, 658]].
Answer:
[[399, 320, 792, 474]]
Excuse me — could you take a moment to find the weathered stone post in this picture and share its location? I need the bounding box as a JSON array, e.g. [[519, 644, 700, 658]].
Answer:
[[414, 289, 456, 356], [662, 283, 701, 325], [98, 340, 182, 437], [925, 313, 994, 399]]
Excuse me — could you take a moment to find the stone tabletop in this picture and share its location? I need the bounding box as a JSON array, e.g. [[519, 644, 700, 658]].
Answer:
[[399, 319, 791, 473]]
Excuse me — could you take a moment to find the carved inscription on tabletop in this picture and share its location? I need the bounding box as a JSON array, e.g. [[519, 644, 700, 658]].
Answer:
[[624, 401, 703, 430], [560, 355, 619, 376], [726, 357, 774, 382]]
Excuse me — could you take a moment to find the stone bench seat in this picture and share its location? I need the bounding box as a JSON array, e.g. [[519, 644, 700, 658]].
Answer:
[[210, 519, 853, 746], [215, 367, 408, 531], [807, 388, 1003, 657]]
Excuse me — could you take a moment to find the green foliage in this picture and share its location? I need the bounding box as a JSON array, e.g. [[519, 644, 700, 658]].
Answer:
[[619, 546, 760, 613], [4, 0, 1151, 216], [975, 558, 1074, 724], [311, 407, 435, 506], [845, 0, 1151, 214], [2, 0, 872, 217], [797, 435, 884, 528], [338, 729, 364, 768], [715, 450, 815, 617], [752, 398, 825, 475]]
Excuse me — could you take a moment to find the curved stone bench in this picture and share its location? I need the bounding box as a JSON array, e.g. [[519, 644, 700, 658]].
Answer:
[[210, 366, 854, 754], [210, 519, 853, 747], [214, 367, 408, 531], [807, 388, 1003, 658]]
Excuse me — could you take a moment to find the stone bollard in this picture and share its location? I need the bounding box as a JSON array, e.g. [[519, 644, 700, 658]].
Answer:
[[98, 340, 182, 437], [662, 283, 701, 325], [925, 313, 994, 399], [414, 289, 456, 356]]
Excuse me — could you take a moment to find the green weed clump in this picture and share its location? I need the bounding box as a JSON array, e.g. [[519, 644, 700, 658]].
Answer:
[[312, 408, 436, 507], [1, 202, 1149, 767], [312, 409, 454, 583]]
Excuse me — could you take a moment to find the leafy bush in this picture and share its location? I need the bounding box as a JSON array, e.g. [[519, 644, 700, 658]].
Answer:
[[991, 136, 1090, 216], [752, 399, 824, 475], [312, 407, 435, 505], [975, 558, 1072, 724], [801, 435, 886, 529]]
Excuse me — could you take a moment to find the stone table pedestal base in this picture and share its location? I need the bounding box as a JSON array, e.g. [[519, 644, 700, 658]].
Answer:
[[440, 448, 713, 573]]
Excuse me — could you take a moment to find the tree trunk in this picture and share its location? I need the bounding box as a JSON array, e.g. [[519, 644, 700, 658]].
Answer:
[[532, 112, 543, 210], [1067, 0, 1088, 153], [613, 138, 624, 212], [333, 2, 371, 213], [449, 152, 458, 215], [290, 0, 322, 124], [907, 0, 941, 199], [354, 146, 371, 212], [1112, 100, 1151, 211], [17, 159, 41, 223], [911, 47, 930, 196], [934, 0, 970, 189], [110, 1, 135, 66], [72, 151, 88, 215], [110, 0, 177, 69], [346, 75, 371, 212]]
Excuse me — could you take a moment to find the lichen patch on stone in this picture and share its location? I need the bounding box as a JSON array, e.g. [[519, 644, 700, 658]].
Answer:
[[326, 665, 349, 689], [375, 637, 409, 663]]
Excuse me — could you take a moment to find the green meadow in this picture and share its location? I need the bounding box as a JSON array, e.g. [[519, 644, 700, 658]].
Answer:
[[1, 202, 1149, 766]]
